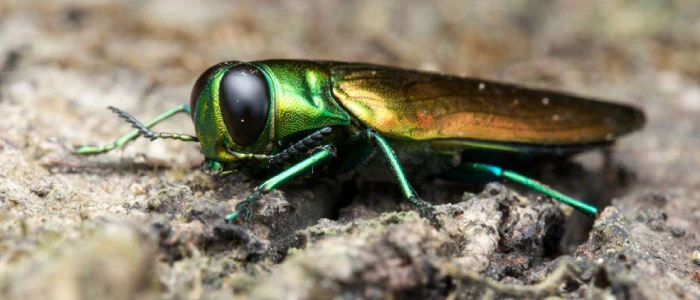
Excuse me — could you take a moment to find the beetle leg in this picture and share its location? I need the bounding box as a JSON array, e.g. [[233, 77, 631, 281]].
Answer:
[[365, 130, 439, 226], [75, 104, 198, 155], [225, 144, 337, 222], [463, 163, 598, 218], [268, 127, 333, 167]]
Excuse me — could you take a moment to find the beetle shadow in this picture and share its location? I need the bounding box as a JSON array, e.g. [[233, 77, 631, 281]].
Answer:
[[41, 152, 192, 175], [547, 149, 639, 252], [502, 149, 639, 253], [331, 149, 640, 254]]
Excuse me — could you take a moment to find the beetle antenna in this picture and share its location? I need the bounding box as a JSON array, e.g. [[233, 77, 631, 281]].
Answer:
[[268, 127, 333, 166], [108, 106, 198, 143]]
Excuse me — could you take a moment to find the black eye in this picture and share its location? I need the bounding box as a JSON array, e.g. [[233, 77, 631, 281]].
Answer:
[[190, 61, 239, 118], [219, 64, 270, 146]]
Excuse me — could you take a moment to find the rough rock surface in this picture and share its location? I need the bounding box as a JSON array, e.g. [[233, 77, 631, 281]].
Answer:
[[1, 1, 699, 299]]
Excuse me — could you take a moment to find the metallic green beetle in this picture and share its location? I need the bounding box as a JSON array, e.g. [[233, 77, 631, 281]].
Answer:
[[76, 60, 645, 223]]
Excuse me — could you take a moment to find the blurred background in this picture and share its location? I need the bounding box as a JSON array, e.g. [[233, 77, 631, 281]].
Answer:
[[1, 0, 699, 298], [3, 1, 698, 85]]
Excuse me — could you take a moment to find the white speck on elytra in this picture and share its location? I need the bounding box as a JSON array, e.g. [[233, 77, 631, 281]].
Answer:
[[542, 97, 550, 105]]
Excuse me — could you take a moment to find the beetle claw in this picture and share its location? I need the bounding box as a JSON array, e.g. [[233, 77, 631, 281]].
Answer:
[[225, 204, 251, 223], [408, 196, 441, 228], [224, 210, 241, 222], [225, 191, 261, 223]]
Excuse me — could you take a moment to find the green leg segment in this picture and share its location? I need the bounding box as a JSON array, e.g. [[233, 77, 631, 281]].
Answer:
[[225, 145, 336, 222], [467, 163, 598, 218], [74, 105, 197, 155], [368, 131, 438, 224]]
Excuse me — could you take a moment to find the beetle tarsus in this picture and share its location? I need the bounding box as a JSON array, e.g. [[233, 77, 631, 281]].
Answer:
[[420, 207, 440, 228], [408, 195, 440, 227], [225, 190, 261, 223]]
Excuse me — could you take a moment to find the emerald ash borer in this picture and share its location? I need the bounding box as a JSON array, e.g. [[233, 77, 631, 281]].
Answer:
[[75, 60, 645, 224]]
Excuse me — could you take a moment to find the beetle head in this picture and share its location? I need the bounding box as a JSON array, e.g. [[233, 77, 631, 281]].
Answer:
[[190, 61, 275, 173]]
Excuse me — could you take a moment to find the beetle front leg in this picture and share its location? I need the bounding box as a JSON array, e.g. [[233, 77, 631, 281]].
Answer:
[[225, 145, 336, 222], [365, 130, 439, 226]]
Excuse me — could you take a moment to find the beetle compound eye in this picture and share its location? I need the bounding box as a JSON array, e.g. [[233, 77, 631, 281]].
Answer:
[[190, 61, 239, 118], [219, 64, 270, 146]]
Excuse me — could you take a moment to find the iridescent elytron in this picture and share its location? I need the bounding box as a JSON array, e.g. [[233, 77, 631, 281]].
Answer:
[[76, 60, 645, 223]]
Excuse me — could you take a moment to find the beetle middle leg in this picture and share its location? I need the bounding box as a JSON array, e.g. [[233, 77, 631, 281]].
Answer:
[[363, 130, 439, 226]]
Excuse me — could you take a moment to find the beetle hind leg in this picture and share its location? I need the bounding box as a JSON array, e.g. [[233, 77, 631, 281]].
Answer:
[[457, 163, 598, 218], [365, 130, 439, 227]]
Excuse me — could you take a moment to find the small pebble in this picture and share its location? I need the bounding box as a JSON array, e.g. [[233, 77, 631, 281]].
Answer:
[[670, 227, 685, 237], [29, 179, 54, 197], [691, 250, 700, 266]]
